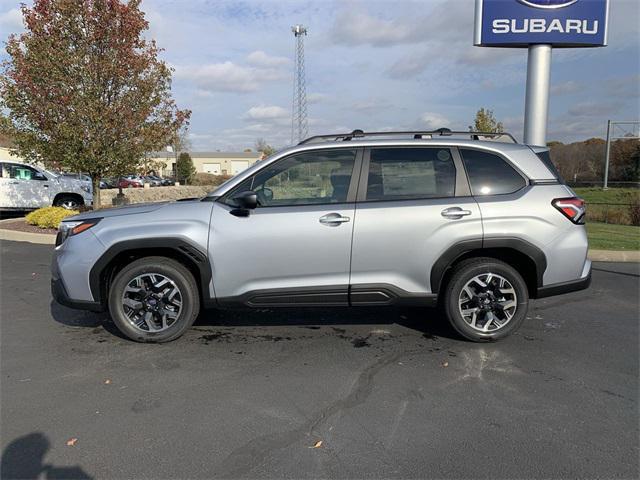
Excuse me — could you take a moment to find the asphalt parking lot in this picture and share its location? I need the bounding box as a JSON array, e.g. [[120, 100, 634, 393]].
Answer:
[[1, 239, 638, 479]]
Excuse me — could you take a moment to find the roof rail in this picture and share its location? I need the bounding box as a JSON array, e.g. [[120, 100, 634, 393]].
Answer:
[[298, 128, 518, 145]]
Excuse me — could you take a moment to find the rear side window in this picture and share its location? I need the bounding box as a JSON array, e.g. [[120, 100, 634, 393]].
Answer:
[[535, 150, 565, 183], [366, 148, 456, 201], [460, 149, 526, 196]]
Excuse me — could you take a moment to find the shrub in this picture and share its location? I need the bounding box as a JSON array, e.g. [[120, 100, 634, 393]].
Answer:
[[26, 207, 79, 229], [629, 199, 640, 227], [191, 173, 232, 187]]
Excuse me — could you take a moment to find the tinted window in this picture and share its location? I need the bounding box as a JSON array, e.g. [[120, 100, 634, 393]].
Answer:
[[535, 150, 565, 183], [366, 148, 456, 201], [460, 149, 526, 196], [231, 149, 356, 207], [7, 164, 41, 181]]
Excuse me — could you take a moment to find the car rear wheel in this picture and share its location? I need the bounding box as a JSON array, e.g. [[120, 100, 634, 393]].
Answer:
[[443, 257, 529, 342], [108, 256, 200, 342]]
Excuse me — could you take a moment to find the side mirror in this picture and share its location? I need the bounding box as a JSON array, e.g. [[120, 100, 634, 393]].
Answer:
[[230, 190, 258, 216], [33, 172, 47, 181], [233, 190, 258, 209]]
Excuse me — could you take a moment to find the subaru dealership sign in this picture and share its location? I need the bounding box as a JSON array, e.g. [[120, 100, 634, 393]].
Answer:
[[475, 0, 609, 47]]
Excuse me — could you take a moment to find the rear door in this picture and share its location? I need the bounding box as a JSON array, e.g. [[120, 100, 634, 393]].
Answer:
[[349, 146, 482, 302]]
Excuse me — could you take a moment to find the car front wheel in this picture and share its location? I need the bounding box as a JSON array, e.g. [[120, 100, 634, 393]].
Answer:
[[54, 195, 82, 210], [108, 256, 200, 342], [443, 257, 529, 342]]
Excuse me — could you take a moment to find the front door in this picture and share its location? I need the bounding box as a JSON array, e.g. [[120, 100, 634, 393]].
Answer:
[[349, 146, 483, 302], [3, 163, 51, 209], [210, 148, 361, 306]]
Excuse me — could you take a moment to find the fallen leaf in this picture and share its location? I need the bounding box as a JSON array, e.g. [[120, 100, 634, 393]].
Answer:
[[442, 361, 449, 368], [66, 438, 78, 446], [309, 440, 323, 449], [104, 379, 111, 384]]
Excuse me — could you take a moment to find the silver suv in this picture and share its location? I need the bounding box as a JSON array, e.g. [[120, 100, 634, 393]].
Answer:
[[51, 129, 591, 343]]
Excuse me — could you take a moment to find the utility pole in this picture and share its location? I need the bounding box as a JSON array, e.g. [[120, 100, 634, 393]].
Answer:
[[291, 24, 308, 145]]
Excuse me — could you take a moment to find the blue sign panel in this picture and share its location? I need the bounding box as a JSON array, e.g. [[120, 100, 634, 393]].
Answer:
[[474, 0, 609, 47]]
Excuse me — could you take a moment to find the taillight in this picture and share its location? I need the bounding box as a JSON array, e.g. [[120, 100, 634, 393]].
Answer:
[[552, 197, 585, 224]]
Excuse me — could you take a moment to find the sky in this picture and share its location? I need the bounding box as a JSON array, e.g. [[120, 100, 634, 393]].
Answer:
[[0, 0, 638, 152]]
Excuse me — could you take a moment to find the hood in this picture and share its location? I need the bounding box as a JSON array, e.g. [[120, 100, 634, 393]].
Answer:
[[65, 202, 169, 221], [56, 176, 92, 191]]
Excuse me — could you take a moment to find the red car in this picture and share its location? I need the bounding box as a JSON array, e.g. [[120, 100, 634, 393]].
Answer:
[[117, 176, 144, 188]]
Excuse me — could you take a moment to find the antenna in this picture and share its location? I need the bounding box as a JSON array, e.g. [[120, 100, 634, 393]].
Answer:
[[291, 24, 308, 145]]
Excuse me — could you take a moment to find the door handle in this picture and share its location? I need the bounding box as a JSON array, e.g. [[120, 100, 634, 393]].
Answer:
[[9, 181, 19, 185], [441, 207, 472, 218], [319, 213, 350, 225]]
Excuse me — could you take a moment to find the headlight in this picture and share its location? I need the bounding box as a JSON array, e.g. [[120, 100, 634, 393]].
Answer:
[[56, 218, 101, 246], [81, 185, 92, 193]]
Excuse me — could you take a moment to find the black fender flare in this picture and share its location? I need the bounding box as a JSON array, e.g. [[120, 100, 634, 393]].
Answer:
[[89, 237, 213, 307], [430, 237, 547, 294]]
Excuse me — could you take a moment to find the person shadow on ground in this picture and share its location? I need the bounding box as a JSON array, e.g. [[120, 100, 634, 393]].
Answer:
[[1, 433, 92, 480]]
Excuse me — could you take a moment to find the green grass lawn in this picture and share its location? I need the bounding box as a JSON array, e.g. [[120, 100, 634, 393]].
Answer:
[[586, 222, 640, 251], [574, 187, 639, 204]]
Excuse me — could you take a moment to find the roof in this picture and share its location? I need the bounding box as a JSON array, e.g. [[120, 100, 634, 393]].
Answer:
[[148, 151, 260, 159]]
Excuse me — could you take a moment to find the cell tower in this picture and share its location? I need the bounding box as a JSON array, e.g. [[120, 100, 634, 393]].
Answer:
[[291, 24, 308, 145]]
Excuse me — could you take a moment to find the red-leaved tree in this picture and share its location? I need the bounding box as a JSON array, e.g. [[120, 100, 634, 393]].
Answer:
[[0, 0, 190, 208]]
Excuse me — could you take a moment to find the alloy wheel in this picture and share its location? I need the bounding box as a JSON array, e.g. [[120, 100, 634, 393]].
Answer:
[[458, 273, 518, 333], [121, 273, 183, 333]]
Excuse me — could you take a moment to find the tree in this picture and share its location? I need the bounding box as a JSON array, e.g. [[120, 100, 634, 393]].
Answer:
[[255, 138, 276, 157], [472, 108, 504, 133], [0, 0, 190, 209], [176, 152, 195, 184]]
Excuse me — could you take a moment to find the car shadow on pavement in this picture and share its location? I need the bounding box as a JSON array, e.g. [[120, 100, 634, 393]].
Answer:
[[49, 301, 129, 341], [195, 305, 460, 340], [1, 432, 92, 479], [49, 300, 461, 341]]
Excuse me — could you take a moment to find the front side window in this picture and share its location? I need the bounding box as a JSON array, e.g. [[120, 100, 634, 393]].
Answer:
[[231, 149, 356, 207], [7, 164, 43, 181], [366, 148, 456, 201], [460, 149, 526, 196]]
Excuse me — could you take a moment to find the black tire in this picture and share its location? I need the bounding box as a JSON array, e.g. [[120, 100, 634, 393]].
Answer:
[[443, 257, 529, 342], [53, 194, 83, 210], [108, 256, 200, 343]]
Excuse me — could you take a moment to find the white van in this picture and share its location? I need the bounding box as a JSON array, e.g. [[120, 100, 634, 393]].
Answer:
[[0, 160, 93, 211]]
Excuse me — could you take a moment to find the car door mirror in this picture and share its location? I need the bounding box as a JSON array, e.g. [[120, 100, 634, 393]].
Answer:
[[230, 190, 258, 217], [33, 172, 47, 181]]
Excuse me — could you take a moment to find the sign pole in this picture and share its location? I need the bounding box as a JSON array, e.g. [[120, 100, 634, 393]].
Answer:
[[523, 44, 552, 146]]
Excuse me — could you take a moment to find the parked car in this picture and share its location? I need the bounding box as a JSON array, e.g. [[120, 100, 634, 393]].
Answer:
[[61, 172, 113, 190], [117, 175, 144, 188], [0, 160, 92, 211], [52, 129, 590, 343], [144, 175, 163, 187], [100, 177, 117, 189], [160, 177, 175, 186]]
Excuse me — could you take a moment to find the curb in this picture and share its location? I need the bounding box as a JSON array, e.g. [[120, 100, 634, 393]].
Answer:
[[0, 217, 56, 245], [0, 228, 56, 245], [587, 250, 640, 262], [0, 223, 638, 261]]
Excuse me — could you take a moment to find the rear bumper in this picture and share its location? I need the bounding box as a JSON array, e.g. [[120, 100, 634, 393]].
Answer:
[[51, 278, 103, 312], [536, 262, 592, 299]]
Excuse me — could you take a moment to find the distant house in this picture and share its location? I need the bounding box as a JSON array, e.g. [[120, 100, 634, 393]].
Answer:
[[148, 151, 262, 177]]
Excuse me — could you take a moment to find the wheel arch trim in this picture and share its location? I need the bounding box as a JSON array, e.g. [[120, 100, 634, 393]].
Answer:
[[88, 237, 213, 307], [430, 237, 547, 295]]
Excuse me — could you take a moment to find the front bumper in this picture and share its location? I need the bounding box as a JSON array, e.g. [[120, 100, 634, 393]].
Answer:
[[51, 277, 103, 312], [536, 260, 592, 298]]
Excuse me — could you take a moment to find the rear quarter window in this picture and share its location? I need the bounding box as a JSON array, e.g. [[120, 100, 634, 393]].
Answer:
[[460, 149, 527, 196], [535, 150, 565, 183]]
